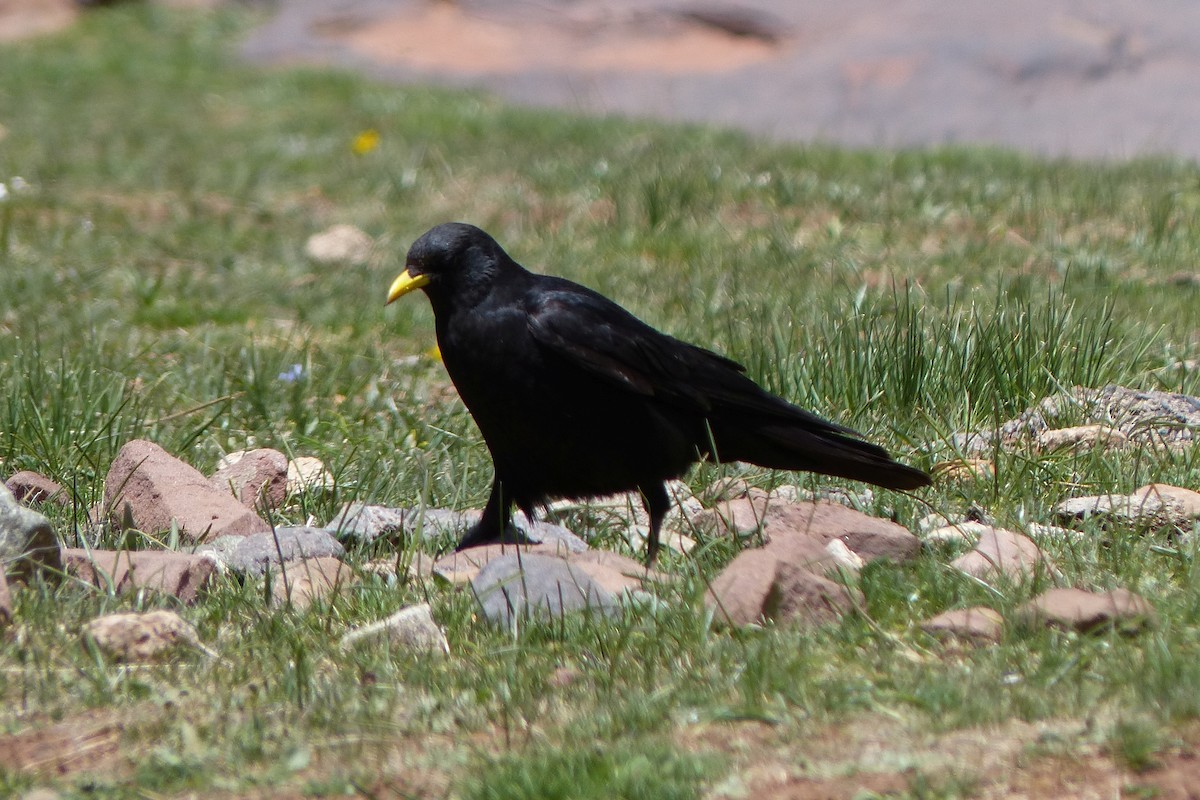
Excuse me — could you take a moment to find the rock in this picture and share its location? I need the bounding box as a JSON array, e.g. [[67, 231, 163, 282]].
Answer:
[[472, 553, 619, 625], [286, 456, 334, 494], [704, 548, 779, 627], [304, 223, 373, 264], [196, 526, 344, 576], [769, 484, 877, 509], [330, 503, 472, 543], [822, 539, 865, 572], [695, 496, 919, 563], [544, 479, 703, 532], [511, 513, 590, 552], [704, 547, 861, 627], [5, 471, 66, 505], [774, 500, 921, 562], [270, 556, 354, 608], [83, 611, 203, 662], [562, 550, 657, 596], [772, 560, 862, 625], [340, 603, 449, 654], [693, 489, 770, 538], [549, 666, 581, 688], [924, 520, 996, 546], [62, 548, 217, 604], [1037, 425, 1127, 452], [432, 542, 577, 585], [917, 511, 956, 534], [0, 570, 12, 627], [18, 788, 61, 800], [951, 526, 1054, 581], [361, 552, 437, 582], [1024, 522, 1085, 541], [931, 458, 994, 481], [0, 483, 61, 581], [624, 525, 698, 555], [104, 440, 270, 543], [956, 384, 1200, 454], [921, 607, 1004, 645], [1016, 587, 1155, 634], [1055, 483, 1200, 530], [209, 448, 288, 510]]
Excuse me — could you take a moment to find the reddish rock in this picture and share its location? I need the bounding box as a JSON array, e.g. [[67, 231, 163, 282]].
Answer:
[[695, 490, 771, 537], [705, 546, 862, 627], [696, 497, 920, 563], [921, 607, 1004, 645], [772, 559, 862, 625], [104, 440, 270, 543], [705, 548, 781, 626], [568, 554, 650, 597], [209, 448, 288, 510], [766, 500, 921, 563], [951, 526, 1054, 581], [62, 548, 217, 604], [270, 556, 354, 608], [1016, 587, 1156, 634], [5, 471, 66, 505]]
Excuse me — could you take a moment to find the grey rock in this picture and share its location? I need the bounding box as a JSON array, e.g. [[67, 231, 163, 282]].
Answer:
[[0, 482, 61, 581], [330, 503, 590, 551], [197, 526, 345, 576], [472, 553, 619, 625], [340, 603, 449, 654], [956, 384, 1200, 454], [511, 513, 590, 552], [329, 502, 471, 543], [1054, 483, 1200, 530]]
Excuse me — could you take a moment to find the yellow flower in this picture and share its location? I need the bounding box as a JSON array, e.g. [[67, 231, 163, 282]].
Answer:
[[425, 344, 442, 362], [351, 129, 380, 155]]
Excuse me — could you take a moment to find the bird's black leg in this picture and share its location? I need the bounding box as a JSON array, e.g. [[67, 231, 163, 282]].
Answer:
[[640, 482, 670, 567], [457, 478, 511, 550]]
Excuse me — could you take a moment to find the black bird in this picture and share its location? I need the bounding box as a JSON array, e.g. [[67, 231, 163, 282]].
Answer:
[[387, 223, 930, 564]]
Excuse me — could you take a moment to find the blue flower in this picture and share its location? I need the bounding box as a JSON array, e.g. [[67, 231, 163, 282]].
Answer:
[[278, 363, 305, 383]]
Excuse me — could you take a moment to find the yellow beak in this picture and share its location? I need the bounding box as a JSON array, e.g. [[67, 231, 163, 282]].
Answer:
[[386, 268, 431, 304]]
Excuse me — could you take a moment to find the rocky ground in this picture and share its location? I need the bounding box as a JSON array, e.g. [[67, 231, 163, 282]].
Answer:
[[4, 378, 1200, 795], [6, 1, 1200, 161]]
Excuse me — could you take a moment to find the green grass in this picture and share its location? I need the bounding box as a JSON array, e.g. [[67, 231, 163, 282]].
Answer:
[[4, 4, 1200, 796]]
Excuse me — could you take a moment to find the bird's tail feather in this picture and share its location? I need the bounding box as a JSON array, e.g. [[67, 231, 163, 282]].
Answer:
[[709, 422, 930, 491]]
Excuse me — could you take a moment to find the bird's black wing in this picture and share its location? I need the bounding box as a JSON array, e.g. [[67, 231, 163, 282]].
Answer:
[[525, 283, 857, 437]]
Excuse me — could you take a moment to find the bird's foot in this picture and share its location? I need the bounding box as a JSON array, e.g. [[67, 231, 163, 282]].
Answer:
[[455, 522, 534, 551]]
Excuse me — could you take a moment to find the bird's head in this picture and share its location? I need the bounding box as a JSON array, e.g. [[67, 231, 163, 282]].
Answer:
[[386, 222, 505, 309]]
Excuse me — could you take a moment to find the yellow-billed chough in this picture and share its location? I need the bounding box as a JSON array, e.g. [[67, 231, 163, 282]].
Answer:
[[387, 223, 929, 564]]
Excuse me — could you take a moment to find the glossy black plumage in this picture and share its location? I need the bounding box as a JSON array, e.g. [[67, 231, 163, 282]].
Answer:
[[387, 223, 930, 564]]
